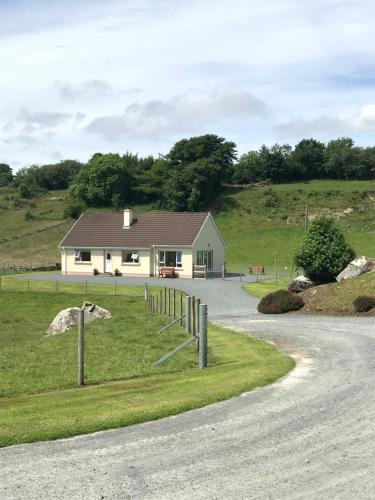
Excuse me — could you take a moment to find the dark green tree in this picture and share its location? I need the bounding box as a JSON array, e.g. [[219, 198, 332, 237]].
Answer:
[[324, 137, 359, 180], [232, 150, 266, 184], [70, 153, 137, 207], [0, 163, 13, 187], [259, 143, 293, 182], [294, 215, 355, 283], [162, 134, 237, 211], [289, 139, 325, 179]]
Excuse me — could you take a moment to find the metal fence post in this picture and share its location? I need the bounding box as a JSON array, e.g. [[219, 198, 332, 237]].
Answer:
[[144, 283, 148, 301], [191, 296, 196, 338], [78, 307, 85, 385], [186, 296, 192, 334], [199, 304, 208, 369], [180, 292, 183, 326]]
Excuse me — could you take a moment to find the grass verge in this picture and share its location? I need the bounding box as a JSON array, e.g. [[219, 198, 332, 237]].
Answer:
[[0, 323, 294, 447], [243, 279, 289, 298]]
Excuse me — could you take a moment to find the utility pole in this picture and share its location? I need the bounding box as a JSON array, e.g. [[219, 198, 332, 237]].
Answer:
[[304, 205, 308, 233]]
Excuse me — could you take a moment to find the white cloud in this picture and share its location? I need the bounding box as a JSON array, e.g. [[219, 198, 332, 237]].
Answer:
[[86, 89, 267, 141], [1, 0, 375, 167]]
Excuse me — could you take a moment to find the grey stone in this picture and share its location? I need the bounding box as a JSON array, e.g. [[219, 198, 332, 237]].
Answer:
[[289, 275, 314, 293], [46, 302, 112, 335], [336, 256, 374, 282]]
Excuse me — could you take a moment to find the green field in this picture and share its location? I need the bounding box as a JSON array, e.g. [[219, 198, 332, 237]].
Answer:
[[0, 283, 294, 446], [1, 180, 375, 272]]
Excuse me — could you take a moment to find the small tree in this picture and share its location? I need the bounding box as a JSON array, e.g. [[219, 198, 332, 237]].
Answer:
[[294, 215, 355, 283]]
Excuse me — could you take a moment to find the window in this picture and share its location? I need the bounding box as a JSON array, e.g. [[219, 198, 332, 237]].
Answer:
[[197, 250, 213, 271], [122, 250, 139, 264], [159, 250, 182, 268], [74, 249, 91, 262]]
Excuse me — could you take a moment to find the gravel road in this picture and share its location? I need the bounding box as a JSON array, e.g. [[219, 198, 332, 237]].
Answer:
[[1, 276, 375, 499]]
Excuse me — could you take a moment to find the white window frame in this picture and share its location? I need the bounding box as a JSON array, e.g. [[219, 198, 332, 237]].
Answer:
[[74, 249, 91, 262], [122, 250, 139, 264], [159, 251, 166, 266]]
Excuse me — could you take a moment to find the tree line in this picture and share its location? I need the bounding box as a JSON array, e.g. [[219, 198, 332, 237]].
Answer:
[[1, 135, 375, 216]]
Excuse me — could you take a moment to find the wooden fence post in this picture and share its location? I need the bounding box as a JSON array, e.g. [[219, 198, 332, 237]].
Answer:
[[159, 289, 162, 314], [168, 288, 171, 316], [173, 289, 176, 319], [78, 307, 85, 386], [199, 304, 208, 369], [164, 287, 167, 315]]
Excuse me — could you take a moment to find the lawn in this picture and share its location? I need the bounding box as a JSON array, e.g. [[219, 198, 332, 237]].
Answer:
[[0, 283, 294, 447], [244, 279, 289, 299], [0, 288, 192, 398]]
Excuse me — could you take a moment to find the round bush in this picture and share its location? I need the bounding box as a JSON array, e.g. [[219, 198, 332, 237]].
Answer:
[[353, 295, 375, 313], [258, 289, 304, 314]]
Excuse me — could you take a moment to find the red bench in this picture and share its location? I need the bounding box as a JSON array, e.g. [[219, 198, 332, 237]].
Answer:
[[158, 267, 176, 278], [249, 264, 265, 275]]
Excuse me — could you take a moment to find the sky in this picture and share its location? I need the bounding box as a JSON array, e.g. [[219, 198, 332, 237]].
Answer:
[[1, 0, 375, 169]]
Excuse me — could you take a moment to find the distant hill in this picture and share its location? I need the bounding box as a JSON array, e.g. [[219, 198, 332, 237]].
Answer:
[[0, 180, 374, 274]]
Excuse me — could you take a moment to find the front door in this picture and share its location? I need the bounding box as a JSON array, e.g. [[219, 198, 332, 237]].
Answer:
[[105, 251, 112, 273]]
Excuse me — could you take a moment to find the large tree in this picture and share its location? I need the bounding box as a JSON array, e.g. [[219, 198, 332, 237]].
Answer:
[[289, 138, 325, 179], [70, 153, 137, 207], [162, 134, 237, 211], [324, 137, 359, 180], [0, 163, 13, 187], [232, 150, 266, 184]]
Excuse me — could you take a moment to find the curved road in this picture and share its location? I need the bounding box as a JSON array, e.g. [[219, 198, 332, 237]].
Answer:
[[2, 276, 375, 499]]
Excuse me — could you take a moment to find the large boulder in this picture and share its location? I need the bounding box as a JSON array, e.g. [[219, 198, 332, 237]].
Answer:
[[336, 256, 374, 282], [288, 275, 314, 293], [46, 302, 112, 335]]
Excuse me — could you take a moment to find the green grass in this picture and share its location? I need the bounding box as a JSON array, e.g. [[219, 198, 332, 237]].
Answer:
[[214, 180, 375, 273], [0, 323, 294, 447], [244, 279, 289, 298], [301, 271, 375, 315], [0, 288, 192, 398]]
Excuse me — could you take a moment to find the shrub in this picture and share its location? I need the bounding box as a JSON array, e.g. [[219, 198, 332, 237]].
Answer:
[[258, 289, 304, 314], [93, 268, 99, 276], [353, 295, 375, 313], [63, 201, 85, 219], [114, 268, 122, 277], [294, 215, 355, 283], [24, 210, 34, 221]]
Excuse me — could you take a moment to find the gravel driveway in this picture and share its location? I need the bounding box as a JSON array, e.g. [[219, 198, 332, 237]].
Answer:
[[1, 276, 375, 499]]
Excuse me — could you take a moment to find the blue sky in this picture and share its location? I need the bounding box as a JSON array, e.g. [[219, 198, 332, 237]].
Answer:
[[1, 0, 375, 169]]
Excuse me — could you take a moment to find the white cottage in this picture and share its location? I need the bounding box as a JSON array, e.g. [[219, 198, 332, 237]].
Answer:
[[59, 209, 226, 278]]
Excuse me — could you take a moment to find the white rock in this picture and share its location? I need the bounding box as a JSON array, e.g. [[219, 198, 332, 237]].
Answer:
[[336, 256, 374, 282], [289, 275, 314, 293], [46, 302, 112, 335]]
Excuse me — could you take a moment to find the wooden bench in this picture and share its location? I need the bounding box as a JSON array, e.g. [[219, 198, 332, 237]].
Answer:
[[249, 264, 265, 275], [158, 267, 176, 278]]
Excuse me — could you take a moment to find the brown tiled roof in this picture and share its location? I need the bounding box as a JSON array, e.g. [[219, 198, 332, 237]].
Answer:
[[59, 212, 210, 248]]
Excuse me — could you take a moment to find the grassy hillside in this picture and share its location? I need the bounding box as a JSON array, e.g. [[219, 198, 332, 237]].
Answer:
[[1, 180, 374, 271], [299, 271, 375, 315]]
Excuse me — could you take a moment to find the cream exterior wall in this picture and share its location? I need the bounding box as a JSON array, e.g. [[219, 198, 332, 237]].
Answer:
[[62, 248, 106, 275], [192, 216, 225, 273], [113, 249, 150, 276], [152, 247, 193, 278]]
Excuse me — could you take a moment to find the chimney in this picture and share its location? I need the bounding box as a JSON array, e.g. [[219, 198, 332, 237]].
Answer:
[[123, 208, 133, 228]]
